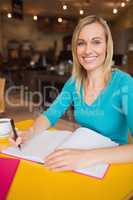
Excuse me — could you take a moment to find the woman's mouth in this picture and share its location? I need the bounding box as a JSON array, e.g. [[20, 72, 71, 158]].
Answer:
[[83, 56, 97, 62]]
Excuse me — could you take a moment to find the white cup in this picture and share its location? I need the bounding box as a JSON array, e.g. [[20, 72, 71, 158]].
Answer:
[[0, 118, 12, 138]]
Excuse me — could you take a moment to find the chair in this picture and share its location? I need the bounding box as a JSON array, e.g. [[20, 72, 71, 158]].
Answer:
[[0, 78, 6, 113]]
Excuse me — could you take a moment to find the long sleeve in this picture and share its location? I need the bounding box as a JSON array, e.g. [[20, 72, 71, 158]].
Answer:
[[122, 73, 133, 136], [42, 77, 74, 126]]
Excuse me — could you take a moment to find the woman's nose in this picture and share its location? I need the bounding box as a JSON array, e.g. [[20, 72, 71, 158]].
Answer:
[[84, 43, 92, 54]]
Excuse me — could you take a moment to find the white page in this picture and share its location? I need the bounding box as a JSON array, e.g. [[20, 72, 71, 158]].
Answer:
[[59, 127, 118, 149], [58, 127, 118, 179], [2, 127, 118, 179], [2, 130, 71, 163]]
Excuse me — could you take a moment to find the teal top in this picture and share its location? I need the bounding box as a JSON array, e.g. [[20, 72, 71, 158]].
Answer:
[[43, 69, 133, 144]]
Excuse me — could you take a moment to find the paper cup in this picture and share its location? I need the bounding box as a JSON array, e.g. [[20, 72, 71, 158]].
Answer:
[[0, 118, 12, 138]]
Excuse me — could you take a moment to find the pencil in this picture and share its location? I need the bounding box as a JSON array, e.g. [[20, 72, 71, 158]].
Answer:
[[10, 119, 21, 150]]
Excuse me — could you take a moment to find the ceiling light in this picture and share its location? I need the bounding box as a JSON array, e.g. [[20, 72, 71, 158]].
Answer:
[[126, 0, 130, 2], [63, 4, 67, 10], [58, 18, 63, 23], [121, 2, 126, 7], [113, 8, 118, 14], [7, 13, 12, 18], [79, 9, 84, 15], [33, 15, 38, 21]]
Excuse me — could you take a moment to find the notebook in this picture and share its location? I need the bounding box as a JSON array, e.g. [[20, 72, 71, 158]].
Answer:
[[0, 157, 20, 200], [2, 127, 118, 179]]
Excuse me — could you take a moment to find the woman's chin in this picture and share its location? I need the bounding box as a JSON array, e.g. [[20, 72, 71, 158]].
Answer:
[[82, 63, 104, 73], [82, 65, 97, 72]]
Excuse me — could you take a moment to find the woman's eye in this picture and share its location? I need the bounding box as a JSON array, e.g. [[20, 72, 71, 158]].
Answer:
[[93, 40, 102, 44], [77, 41, 85, 46]]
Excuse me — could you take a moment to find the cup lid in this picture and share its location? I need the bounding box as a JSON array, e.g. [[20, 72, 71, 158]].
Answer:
[[0, 118, 11, 123]]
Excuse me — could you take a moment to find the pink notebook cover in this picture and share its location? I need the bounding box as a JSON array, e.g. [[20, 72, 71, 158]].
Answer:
[[0, 157, 20, 200]]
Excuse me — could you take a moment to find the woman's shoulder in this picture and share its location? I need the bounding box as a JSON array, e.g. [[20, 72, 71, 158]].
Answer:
[[63, 76, 76, 90], [112, 68, 133, 85]]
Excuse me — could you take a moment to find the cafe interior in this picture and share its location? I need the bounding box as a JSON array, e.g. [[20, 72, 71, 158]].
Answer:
[[0, 1, 133, 200], [0, 0, 133, 130]]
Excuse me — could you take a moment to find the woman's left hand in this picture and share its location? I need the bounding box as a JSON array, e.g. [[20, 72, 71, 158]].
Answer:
[[44, 148, 97, 171]]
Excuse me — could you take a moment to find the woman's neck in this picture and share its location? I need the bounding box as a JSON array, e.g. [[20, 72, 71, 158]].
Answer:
[[86, 67, 106, 89]]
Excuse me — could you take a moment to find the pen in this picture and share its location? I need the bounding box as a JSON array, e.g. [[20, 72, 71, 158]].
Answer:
[[10, 119, 21, 150]]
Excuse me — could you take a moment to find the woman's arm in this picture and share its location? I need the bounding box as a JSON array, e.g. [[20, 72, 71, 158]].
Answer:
[[10, 77, 74, 146], [89, 143, 133, 164], [29, 114, 51, 135], [29, 78, 74, 135], [10, 114, 51, 146], [44, 143, 133, 171]]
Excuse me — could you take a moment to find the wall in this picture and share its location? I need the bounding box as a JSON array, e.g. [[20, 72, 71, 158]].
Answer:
[[112, 27, 133, 55], [0, 14, 68, 57], [114, 5, 133, 28], [112, 5, 133, 55]]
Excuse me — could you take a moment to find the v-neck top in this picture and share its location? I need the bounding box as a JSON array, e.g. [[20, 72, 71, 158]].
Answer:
[[81, 75, 112, 107], [43, 69, 133, 144]]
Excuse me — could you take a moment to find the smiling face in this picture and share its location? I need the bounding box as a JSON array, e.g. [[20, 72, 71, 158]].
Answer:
[[76, 22, 107, 73]]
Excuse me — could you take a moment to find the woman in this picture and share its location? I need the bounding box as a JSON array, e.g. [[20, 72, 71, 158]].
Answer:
[[12, 15, 133, 171]]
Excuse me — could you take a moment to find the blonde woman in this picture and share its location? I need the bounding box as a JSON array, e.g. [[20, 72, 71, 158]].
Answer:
[[12, 15, 133, 171]]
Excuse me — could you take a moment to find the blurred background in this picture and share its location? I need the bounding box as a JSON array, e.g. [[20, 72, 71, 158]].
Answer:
[[0, 0, 133, 133]]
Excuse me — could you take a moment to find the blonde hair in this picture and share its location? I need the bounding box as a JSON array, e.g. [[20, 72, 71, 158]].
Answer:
[[72, 15, 113, 95]]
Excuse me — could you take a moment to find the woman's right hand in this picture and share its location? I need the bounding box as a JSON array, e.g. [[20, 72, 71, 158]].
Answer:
[[9, 128, 33, 147], [9, 114, 50, 147]]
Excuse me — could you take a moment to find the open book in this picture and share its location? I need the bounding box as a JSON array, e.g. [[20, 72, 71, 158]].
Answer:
[[2, 127, 118, 179]]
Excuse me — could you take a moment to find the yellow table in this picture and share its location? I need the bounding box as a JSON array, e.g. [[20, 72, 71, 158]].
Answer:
[[0, 120, 133, 200]]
